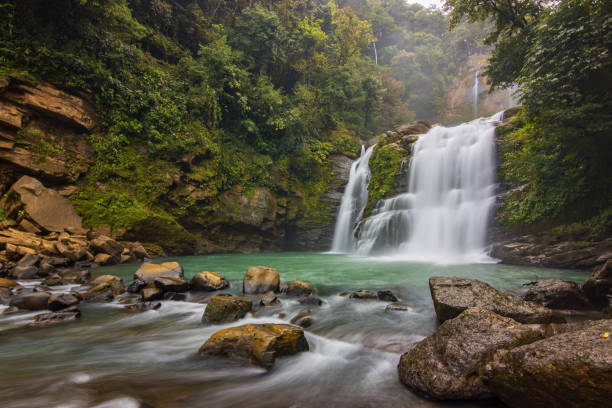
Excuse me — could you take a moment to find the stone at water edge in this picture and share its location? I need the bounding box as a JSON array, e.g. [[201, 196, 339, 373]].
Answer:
[[141, 286, 163, 302], [429, 277, 565, 324], [523, 278, 593, 310], [260, 290, 280, 306], [290, 309, 315, 328], [13, 265, 39, 279], [397, 307, 545, 401], [89, 274, 122, 286], [9, 291, 51, 310], [298, 296, 323, 306], [47, 293, 80, 311], [190, 270, 229, 291], [582, 259, 612, 308], [286, 280, 314, 296], [377, 290, 399, 302], [134, 261, 184, 284], [385, 302, 412, 312], [349, 290, 378, 300], [198, 323, 309, 369], [84, 280, 125, 302], [243, 266, 280, 294], [202, 295, 252, 324], [482, 319, 612, 408], [0, 277, 19, 288], [127, 278, 147, 293], [154, 277, 189, 293]]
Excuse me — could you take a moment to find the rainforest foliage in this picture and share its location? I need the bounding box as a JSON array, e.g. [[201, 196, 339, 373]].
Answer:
[[445, 0, 612, 235], [0, 0, 488, 232]]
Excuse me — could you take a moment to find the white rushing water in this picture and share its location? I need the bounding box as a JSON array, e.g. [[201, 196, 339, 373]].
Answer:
[[356, 112, 503, 263], [330, 145, 375, 253]]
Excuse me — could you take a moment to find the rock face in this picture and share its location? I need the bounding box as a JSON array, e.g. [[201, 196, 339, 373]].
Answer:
[[198, 323, 309, 368], [491, 234, 612, 270], [398, 307, 544, 400], [134, 262, 184, 284], [582, 260, 612, 308], [190, 271, 229, 291], [5, 176, 82, 232], [243, 266, 280, 294], [202, 295, 253, 324], [523, 278, 593, 310], [482, 319, 612, 408], [429, 277, 564, 324]]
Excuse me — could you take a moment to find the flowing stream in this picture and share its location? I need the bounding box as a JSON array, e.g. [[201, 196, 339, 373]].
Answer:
[[0, 254, 587, 407], [331, 145, 375, 253], [356, 113, 502, 263]]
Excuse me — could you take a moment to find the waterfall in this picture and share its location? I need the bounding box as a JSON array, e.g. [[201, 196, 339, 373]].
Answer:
[[330, 145, 376, 253], [355, 113, 503, 263], [472, 70, 480, 117]]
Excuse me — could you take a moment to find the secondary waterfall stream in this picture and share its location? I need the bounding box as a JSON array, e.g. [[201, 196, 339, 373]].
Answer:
[[331, 145, 375, 253], [353, 113, 503, 263]]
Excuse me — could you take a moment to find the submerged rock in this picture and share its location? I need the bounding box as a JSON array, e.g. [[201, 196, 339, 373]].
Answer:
[[124, 302, 162, 312], [398, 307, 544, 400], [286, 280, 314, 296], [349, 290, 378, 300], [84, 280, 125, 302], [290, 308, 315, 328], [298, 296, 323, 306], [190, 270, 229, 291], [243, 266, 279, 294], [198, 323, 309, 368], [385, 302, 412, 312], [202, 295, 252, 324], [134, 261, 184, 284], [523, 278, 593, 310], [29, 308, 81, 328], [429, 277, 565, 324], [482, 319, 612, 408]]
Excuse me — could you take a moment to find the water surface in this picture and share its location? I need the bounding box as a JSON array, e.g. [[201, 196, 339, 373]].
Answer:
[[0, 253, 588, 407]]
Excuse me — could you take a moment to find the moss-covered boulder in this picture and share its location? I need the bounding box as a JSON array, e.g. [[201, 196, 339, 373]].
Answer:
[[202, 295, 252, 324], [429, 277, 565, 324], [198, 323, 309, 368], [398, 307, 544, 400], [482, 319, 612, 408]]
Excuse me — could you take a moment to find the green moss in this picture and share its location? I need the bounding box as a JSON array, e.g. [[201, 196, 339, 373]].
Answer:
[[366, 144, 405, 210]]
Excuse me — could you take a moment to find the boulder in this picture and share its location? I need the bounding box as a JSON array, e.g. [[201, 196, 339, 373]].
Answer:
[[523, 278, 593, 310], [286, 280, 314, 296], [429, 277, 565, 324], [84, 280, 125, 302], [125, 302, 162, 312], [127, 278, 147, 293], [190, 271, 229, 291], [89, 274, 122, 286], [29, 308, 81, 328], [582, 260, 612, 308], [290, 309, 315, 328], [385, 302, 412, 312], [6, 176, 82, 232], [243, 266, 280, 294], [198, 323, 309, 368], [482, 319, 612, 408], [47, 293, 80, 311], [377, 290, 399, 302], [9, 292, 51, 310], [0, 277, 19, 288], [154, 277, 189, 293], [141, 286, 163, 301], [13, 265, 39, 279], [15, 253, 39, 267], [398, 307, 544, 400], [55, 241, 87, 261], [260, 290, 280, 306], [90, 235, 123, 259], [349, 290, 378, 300], [93, 253, 113, 265], [202, 295, 253, 324], [134, 262, 184, 284]]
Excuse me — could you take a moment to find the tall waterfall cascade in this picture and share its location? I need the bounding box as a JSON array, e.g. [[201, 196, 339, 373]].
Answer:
[[353, 112, 503, 263], [472, 69, 480, 117], [330, 145, 376, 253]]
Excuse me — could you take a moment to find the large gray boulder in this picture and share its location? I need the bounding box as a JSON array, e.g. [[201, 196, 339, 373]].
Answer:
[[582, 260, 612, 308], [398, 307, 544, 400], [523, 278, 593, 310], [482, 319, 612, 408], [5, 176, 82, 232], [429, 277, 565, 324]]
